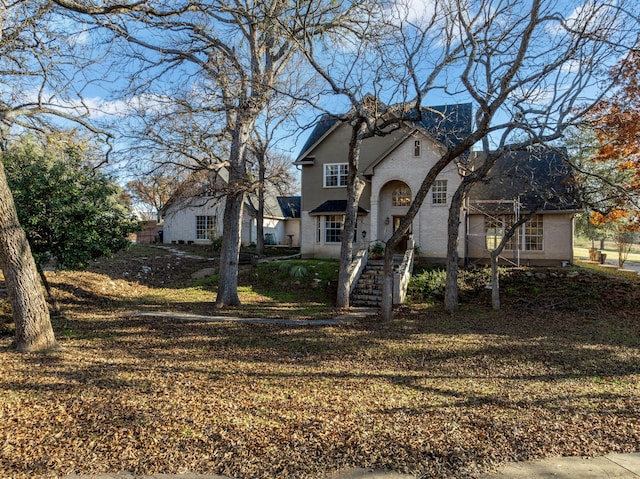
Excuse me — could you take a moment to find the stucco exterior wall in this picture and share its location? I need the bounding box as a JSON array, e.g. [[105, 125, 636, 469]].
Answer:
[[467, 212, 575, 265], [284, 219, 301, 247], [299, 123, 407, 213]]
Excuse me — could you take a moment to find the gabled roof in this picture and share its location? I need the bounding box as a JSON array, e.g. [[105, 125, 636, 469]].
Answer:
[[295, 103, 473, 163], [363, 127, 446, 176], [468, 147, 580, 212], [161, 168, 228, 215], [308, 200, 369, 216]]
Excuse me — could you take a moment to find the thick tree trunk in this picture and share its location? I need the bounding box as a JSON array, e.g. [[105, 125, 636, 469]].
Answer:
[[255, 160, 266, 256], [0, 161, 58, 352], [215, 122, 251, 308], [444, 151, 501, 312], [336, 123, 366, 308], [216, 189, 244, 307], [380, 245, 395, 320], [444, 194, 463, 313]]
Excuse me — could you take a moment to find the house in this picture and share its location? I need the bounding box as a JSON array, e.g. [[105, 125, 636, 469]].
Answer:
[[295, 103, 472, 261], [295, 104, 579, 266], [161, 168, 301, 246]]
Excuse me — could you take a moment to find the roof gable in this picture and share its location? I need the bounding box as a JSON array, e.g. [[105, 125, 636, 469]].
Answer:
[[295, 103, 473, 163]]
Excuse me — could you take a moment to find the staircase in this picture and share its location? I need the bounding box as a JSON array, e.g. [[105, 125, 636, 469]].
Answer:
[[351, 256, 404, 307]]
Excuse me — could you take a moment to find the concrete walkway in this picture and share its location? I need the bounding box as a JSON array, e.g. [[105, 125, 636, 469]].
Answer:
[[62, 453, 640, 478], [479, 452, 640, 478], [132, 307, 378, 325]]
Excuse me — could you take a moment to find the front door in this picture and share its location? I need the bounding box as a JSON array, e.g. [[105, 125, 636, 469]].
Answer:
[[393, 216, 411, 252]]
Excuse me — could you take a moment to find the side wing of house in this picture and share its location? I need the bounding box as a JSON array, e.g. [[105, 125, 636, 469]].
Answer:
[[467, 209, 576, 266], [466, 148, 580, 266], [162, 196, 226, 245]]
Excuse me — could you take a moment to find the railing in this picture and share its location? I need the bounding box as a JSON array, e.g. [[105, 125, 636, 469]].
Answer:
[[347, 246, 369, 297], [393, 237, 415, 305], [348, 238, 415, 306]]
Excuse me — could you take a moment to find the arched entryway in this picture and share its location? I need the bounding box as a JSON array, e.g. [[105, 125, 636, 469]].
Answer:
[[378, 180, 412, 252]]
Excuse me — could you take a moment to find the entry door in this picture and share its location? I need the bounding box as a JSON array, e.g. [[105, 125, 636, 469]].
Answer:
[[393, 216, 411, 252]]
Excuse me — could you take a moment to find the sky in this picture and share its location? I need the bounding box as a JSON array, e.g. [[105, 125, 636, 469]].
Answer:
[[19, 0, 638, 185]]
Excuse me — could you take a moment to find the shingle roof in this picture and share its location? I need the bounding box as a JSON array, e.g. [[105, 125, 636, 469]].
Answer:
[[295, 103, 473, 162], [468, 147, 580, 212], [277, 196, 301, 219], [308, 200, 369, 215]]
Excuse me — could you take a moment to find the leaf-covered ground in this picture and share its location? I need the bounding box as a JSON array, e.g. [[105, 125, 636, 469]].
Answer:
[[1, 247, 639, 478]]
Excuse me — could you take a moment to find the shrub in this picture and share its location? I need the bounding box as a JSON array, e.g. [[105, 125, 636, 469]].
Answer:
[[407, 266, 447, 301], [210, 236, 223, 252], [370, 242, 385, 258]]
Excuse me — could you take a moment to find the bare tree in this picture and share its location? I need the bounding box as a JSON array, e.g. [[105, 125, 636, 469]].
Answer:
[[291, 0, 450, 307], [380, 0, 639, 320], [247, 93, 302, 255], [127, 168, 184, 222], [0, 1, 114, 352], [57, 0, 357, 307]]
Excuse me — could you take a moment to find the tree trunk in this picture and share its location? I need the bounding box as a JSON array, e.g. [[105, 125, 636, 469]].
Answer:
[[380, 244, 395, 320], [491, 251, 500, 310], [444, 151, 501, 312], [444, 186, 467, 313], [215, 122, 251, 308], [0, 161, 58, 352], [444, 178, 480, 312], [255, 156, 266, 255], [336, 123, 366, 308]]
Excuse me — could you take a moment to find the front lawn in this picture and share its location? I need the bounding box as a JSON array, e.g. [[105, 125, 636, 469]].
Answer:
[[0, 246, 639, 478]]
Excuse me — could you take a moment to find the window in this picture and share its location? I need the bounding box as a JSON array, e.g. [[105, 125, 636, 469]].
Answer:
[[523, 215, 543, 251], [325, 215, 343, 243], [485, 215, 543, 251], [432, 180, 447, 205], [485, 216, 505, 250], [324, 163, 348, 188], [392, 186, 411, 206], [196, 215, 217, 240], [316, 216, 321, 243], [413, 139, 421, 156]]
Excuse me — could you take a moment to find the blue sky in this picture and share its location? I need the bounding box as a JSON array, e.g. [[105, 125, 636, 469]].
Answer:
[[35, 0, 638, 183]]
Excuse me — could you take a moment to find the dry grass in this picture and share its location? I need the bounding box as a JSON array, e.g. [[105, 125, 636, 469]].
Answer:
[[0, 248, 639, 479]]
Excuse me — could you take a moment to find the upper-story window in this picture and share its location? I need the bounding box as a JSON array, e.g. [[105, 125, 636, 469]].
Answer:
[[392, 186, 411, 206], [324, 163, 348, 188], [432, 179, 447, 205], [413, 139, 421, 157]]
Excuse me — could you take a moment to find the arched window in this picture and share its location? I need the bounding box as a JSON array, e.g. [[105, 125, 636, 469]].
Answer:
[[392, 186, 411, 206]]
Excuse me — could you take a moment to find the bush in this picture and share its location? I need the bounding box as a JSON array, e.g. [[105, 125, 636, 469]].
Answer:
[[407, 265, 493, 303], [210, 236, 223, 252], [407, 266, 447, 301]]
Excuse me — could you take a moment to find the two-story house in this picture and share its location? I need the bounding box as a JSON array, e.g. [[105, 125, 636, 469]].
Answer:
[[294, 104, 473, 261], [295, 104, 579, 266]]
